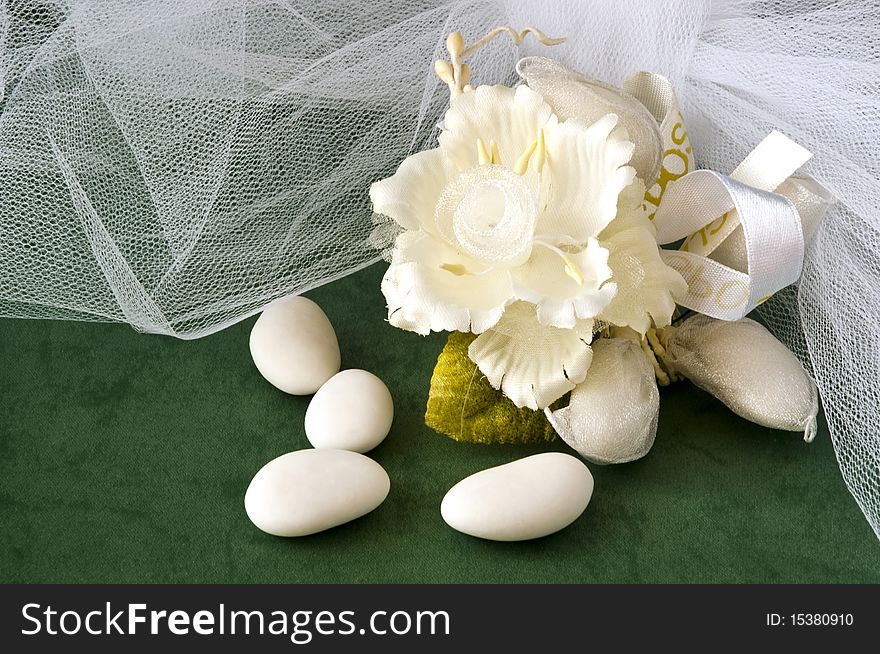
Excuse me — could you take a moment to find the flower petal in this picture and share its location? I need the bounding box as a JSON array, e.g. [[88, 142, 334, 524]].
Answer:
[[512, 238, 616, 328], [538, 115, 636, 241], [598, 193, 687, 333], [468, 301, 594, 410], [381, 231, 512, 335], [439, 85, 556, 171], [370, 148, 451, 232]]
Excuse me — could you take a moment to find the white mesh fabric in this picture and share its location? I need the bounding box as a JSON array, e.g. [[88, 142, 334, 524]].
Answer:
[[1, 0, 878, 537], [0, 0, 507, 334], [546, 336, 660, 465]]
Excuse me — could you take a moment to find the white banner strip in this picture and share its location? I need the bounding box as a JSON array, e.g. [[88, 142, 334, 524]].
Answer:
[[659, 250, 753, 320], [624, 71, 695, 218]]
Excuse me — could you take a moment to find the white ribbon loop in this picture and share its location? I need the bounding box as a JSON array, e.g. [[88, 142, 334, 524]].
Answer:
[[651, 131, 819, 321], [679, 131, 813, 259], [654, 169, 805, 320]]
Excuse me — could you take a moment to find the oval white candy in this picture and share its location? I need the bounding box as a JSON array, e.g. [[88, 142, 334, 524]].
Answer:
[[441, 453, 593, 541], [249, 296, 341, 395], [245, 449, 390, 537], [305, 369, 394, 453]]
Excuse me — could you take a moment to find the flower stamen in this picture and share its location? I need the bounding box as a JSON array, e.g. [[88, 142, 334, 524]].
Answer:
[[490, 140, 501, 164], [440, 262, 496, 278], [534, 128, 546, 173], [476, 139, 502, 165], [440, 262, 470, 276], [476, 138, 491, 166], [513, 140, 538, 175], [512, 129, 545, 176], [532, 238, 585, 285], [564, 262, 585, 286]]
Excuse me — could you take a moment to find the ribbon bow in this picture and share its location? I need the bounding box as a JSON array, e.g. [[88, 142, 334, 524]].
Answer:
[[624, 73, 833, 320]]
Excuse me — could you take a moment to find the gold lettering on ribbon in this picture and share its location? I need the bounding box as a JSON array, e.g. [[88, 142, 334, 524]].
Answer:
[[663, 253, 751, 312], [644, 111, 693, 221], [715, 279, 749, 309], [681, 211, 730, 252], [663, 254, 712, 299]]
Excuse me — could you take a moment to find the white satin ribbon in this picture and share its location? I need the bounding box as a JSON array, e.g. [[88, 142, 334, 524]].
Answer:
[[676, 131, 811, 258], [622, 71, 695, 220], [651, 130, 816, 320]]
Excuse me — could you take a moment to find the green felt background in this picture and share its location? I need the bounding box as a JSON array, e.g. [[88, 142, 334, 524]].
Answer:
[[1, 263, 877, 583]]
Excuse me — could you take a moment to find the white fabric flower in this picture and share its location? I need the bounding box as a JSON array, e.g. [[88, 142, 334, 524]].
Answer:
[[512, 236, 616, 329], [372, 79, 686, 410], [380, 230, 513, 335], [372, 84, 634, 335]]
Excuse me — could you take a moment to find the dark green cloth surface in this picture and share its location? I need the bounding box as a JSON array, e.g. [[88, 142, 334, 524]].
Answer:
[[1, 263, 877, 583]]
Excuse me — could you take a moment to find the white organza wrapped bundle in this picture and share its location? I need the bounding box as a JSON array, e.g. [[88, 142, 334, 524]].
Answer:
[[546, 335, 659, 466], [665, 315, 819, 440], [1, 0, 877, 537]]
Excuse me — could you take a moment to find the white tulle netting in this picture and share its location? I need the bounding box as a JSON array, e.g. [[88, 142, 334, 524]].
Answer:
[[1, 0, 878, 538]]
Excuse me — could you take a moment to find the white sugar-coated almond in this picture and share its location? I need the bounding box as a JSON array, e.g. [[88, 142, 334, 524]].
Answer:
[[305, 369, 394, 453], [441, 452, 593, 541], [245, 449, 390, 537], [249, 296, 340, 395]]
